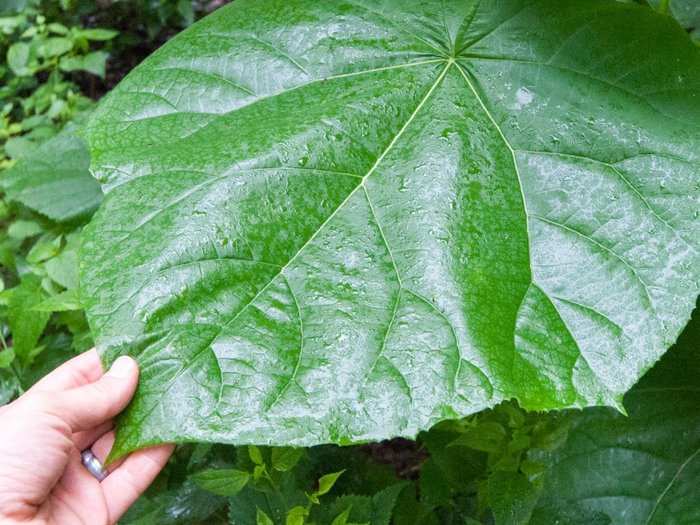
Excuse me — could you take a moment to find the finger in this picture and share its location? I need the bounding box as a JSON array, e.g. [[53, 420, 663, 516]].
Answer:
[[73, 421, 113, 450], [103, 444, 175, 523], [52, 356, 139, 432], [30, 348, 103, 394], [90, 431, 115, 464], [51, 449, 108, 521], [89, 430, 126, 471]]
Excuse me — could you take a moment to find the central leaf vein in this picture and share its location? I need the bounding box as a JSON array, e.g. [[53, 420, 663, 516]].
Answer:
[[125, 60, 454, 428]]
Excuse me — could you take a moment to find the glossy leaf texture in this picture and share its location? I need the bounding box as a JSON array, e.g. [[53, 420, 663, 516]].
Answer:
[[531, 308, 700, 524], [81, 0, 700, 456]]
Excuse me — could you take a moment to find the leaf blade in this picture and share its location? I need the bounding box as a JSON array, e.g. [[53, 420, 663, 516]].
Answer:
[[82, 0, 700, 456]]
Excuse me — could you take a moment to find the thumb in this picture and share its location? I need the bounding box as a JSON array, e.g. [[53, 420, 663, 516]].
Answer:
[[53, 356, 139, 432]]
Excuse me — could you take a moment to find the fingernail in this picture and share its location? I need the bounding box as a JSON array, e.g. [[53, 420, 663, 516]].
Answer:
[[106, 356, 136, 379]]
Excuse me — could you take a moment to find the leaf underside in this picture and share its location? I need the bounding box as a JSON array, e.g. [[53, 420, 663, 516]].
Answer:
[[81, 0, 700, 457]]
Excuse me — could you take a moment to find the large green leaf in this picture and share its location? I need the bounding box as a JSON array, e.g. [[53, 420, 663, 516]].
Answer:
[[531, 308, 700, 524], [81, 0, 700, 456]]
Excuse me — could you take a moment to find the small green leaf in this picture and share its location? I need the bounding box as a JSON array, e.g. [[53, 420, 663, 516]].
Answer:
[[419, 459, 451, 507], [315, 471, 344, 497], [320, 484, 405, 525], [47, 23, 68, 35], [368, 484, 407, 525], [20, 25, 36, 38], [252, 465, 267, 482], [76, 28, 118, 41], [256, 508, 274, 525], [47, 99, 67, 120], [7, 42, 32, 76], [45, 252, 79, 289], [7, 220, 42, 240], [507, 432, 532, 455], [249, 445, 264, 466], [487, 471, 541, 525], [5, 137, 31, 159], [59, 50, 108, 78], [271, 447, 304, 472], [176, 0, 194, 26], [2, 125, 102, 222], [0, 369, 20, 405], [450, 422, 506, 453], [192, 468, 249, 496], [26, 234, 62, 264], [7, 275, 50, 365], [0, 348, 16, 368], [39, 37, 73, 58], [0, 15, 24, 33], [286, 506, 308, 525], [44, 233, 81, 289], [520, 459, 546, 478], [330, 507, 352, 525], [33, 288, 81, 312]]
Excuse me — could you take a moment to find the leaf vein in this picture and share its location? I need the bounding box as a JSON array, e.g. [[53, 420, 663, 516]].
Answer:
[[265, 275, 304, 411], [153, 65, 256, 96], [118, 61, 452, 435], [517, 149, 698, 252], [465, 55, 691, 125], [645, 447, 700, 524], [532, 213, 657, 316]]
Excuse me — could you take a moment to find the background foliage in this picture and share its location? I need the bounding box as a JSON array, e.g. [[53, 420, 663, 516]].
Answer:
[[0, 1, 697, 524]]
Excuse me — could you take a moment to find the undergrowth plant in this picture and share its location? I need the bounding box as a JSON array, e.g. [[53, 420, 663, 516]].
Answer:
[[0, 0, 118, 167]]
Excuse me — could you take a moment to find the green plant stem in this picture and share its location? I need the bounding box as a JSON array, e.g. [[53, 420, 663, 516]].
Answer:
[[658, 0, 671, 14]]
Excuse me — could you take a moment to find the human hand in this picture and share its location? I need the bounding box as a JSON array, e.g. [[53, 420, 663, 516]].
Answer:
[[0, 349, 174, 524]]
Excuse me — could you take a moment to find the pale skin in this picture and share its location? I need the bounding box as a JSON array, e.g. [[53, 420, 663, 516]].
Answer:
[[0, 349, 174, 525]]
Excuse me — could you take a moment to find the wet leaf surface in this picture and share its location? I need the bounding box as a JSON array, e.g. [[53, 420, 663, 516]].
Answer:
[[81, 0, 700, 457]]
